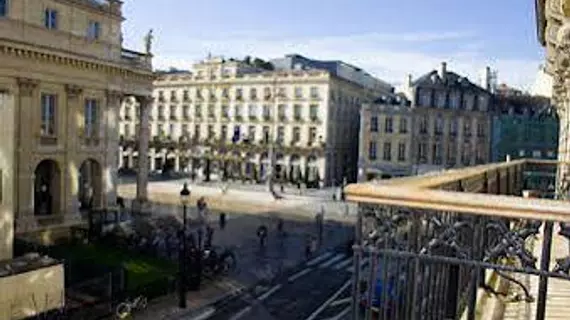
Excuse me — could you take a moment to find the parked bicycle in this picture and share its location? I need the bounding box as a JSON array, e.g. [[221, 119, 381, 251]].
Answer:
[[116, 295, 148, 319]]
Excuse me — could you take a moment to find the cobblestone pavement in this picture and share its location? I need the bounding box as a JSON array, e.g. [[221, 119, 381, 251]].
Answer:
[[132, 209, 354, 320]]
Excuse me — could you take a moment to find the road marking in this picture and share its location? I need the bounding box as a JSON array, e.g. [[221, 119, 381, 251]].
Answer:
[[191, 307, 216, 320], [347, 259, 368, 272], [329, 297, 351, 307], [322, 306, 351, 320], [305, 280, 352, 320], [319, 254, 346, 268], [307, 252, 334, 266], [257, 284, 282, 301], [228, 306, 252, 320], [333, 258, 353, 270], [288, 267, 313, 282]]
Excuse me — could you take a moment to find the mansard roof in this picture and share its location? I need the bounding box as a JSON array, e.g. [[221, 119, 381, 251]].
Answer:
[[412, 70, 489, 94]]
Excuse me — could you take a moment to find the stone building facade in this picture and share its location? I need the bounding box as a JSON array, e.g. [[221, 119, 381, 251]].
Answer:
[[358, 62, 493, 180], [119, 56, 391, 187], [0, 0, 153, 249], [536, 0, 570, 198], [358, 95, 414, 180]]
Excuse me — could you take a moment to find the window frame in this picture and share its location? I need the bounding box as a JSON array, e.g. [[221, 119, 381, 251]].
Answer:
[[0, 0, 8, 17], [84, 98, 98, 138], [44, 8, 58, 30], [41, 94, 57, 136], [368, 141, 377, 161], [87, 20, 101, 40]]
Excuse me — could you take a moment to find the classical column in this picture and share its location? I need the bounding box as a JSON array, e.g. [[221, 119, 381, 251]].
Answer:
[[118, 147, 124, 169], [149, 148, 156, 171], [16, 78, 38, 220], [103, 90, 123, 208], [64, 84, 83, 215], [134, 96, 152, 208], [174, 151, 181, 172], [127, 149, 134, 169]]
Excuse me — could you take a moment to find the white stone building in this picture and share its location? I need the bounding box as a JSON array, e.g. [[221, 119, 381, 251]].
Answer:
[[118, 57, 392, 187]]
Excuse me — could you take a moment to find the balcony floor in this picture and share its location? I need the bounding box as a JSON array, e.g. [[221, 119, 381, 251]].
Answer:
[[503, 224, 570, 319]]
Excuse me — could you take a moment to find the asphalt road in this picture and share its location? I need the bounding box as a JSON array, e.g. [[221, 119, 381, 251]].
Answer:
[[193, 248, 362, 320]]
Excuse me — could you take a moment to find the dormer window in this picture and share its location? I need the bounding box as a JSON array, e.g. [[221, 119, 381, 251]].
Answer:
[[435, 91, 446, 108], [449, 91, 460, 109], [418, 89, 431, 107], [463, 94, 474, 110], [478, 95, 488, 111], [44, 8, 58, 30]]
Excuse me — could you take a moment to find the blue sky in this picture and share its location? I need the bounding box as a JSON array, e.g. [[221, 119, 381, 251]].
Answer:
[[122, 0, 544, 90]]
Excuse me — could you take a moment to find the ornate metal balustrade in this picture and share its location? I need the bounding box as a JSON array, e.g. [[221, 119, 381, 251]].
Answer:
[[345, 159, 570, 320]]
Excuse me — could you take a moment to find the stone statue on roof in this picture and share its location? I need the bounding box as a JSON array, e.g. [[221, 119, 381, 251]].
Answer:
[[144, 29, 154, 55]]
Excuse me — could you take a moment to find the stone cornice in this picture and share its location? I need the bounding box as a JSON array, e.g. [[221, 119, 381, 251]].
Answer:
[[0, 43, 153, 83], [52, 0, 124, 20]]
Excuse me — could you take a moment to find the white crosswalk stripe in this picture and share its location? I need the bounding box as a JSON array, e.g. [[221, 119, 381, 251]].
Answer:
[[332, 257, 353, 270], [319, 254, 346, 268], [347, 259, 368, 272], [307, 252, 334, 266]]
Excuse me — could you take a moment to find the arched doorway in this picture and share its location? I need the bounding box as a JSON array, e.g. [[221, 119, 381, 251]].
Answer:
[[78, 159, 103, 210], [289, 155, 301, 184], [259, 152, 269, 182], [275, 153, 286, 181], [34, 159, 61, 216], [306, 155, 320, 188]]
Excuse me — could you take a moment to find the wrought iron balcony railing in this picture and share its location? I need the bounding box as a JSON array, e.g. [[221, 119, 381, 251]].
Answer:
[[345, 159, 570, 320]]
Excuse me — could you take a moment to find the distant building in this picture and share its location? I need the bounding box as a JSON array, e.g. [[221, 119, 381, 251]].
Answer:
[[358, 62, 493, 180], [358, 95, 413, 181], [270, 54, 393, 93], [491, 88, 558, 162], [119, 56, 393, 187], [405, 62, 493, 174], [531, 65, 553, 98]]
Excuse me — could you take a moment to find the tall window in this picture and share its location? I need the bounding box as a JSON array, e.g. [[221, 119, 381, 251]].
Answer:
[[194, 124, 201, 139], [41, 94, 56, 136], [370, 116, 378, 132], [383, 142, 392, 161], [398, 143, 406, 161], [399, 117, 408, 133], [262, 126, 270, 143], [308, 127, 317, 144], [247, 125, 256, 141], [294, 87, 303, 98], [84, 99, 98, 137], [368, 141, 377, 161], [434, 115, 444, 135], [277, 126, 284, 143], [87, 21, 101, 40], [310, 87, 319, 98], [44, 8, 58, 29], [221, 125, 228, 140], [433, 143, 442, 165], [419, 116, 428, 134], [418, 143, 427, 163], [0, 0, 7, 16], [309, 104, 318, 120], [449, 118, 458, 136], [385, 117, 393, 133], [293, 104, 302, 119], [292, 127, 301, 142]]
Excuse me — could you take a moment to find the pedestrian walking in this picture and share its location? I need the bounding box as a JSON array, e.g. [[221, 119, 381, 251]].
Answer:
[[257, 225, 268, 249], [219, 212, 227, 230], [205, 225, 214, 248]]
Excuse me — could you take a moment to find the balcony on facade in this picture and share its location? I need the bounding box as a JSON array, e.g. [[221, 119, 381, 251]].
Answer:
[[120, 49, 152, 71], [345, 159, 570, 320]]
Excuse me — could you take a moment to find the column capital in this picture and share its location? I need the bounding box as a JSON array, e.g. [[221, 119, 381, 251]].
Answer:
[[136, 95, 154, 106], [65, 84, 83, 99], [106, 89, 124, 102], [17, 78, 39, 96]]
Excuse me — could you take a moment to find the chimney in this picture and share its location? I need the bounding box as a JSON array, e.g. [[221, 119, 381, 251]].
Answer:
[[438, 62, 447, 78], [481, 66, 491, 91], [406, 74, 413, 87]]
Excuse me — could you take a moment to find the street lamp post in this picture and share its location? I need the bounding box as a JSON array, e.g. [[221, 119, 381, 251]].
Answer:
[[178, 183, 191, 309]]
